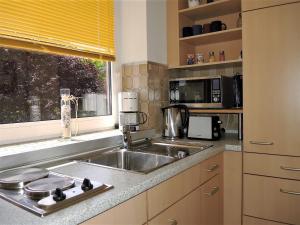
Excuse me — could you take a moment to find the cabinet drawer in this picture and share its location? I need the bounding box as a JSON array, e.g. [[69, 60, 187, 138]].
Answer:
[[147, 163, 201, 219], [242, 0, 300, 11], [200, 153, 222, 185], [147, 153, 221, 219], [199, 175, 221, 225], [244, 153, 300, 180], [81, 193, 147, 225], [243, 216, 287, 225], [148, 187, 201, 225], [244, 175, 300, 224]]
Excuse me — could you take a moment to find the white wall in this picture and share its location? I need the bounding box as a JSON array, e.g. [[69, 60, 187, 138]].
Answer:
[[115, 0, 167, 65], [146, 0, 167, 64], [115, 0, 148, 64]]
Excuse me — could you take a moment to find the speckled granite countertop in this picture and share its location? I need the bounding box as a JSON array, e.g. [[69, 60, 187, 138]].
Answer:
[[0, 135, 242, 225]]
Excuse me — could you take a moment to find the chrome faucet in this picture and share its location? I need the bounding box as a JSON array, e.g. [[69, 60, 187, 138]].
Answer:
[[122, 125, 132, 150]]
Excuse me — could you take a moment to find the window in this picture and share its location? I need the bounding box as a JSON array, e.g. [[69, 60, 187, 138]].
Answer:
[[0, 0, 116, 145], [0, 47, 112, 125]]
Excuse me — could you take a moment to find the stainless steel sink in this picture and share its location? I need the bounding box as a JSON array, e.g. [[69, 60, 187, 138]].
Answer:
[[78, 140, 212, 174], [80, 149, 177, 174], [135, 141, 213, 158]]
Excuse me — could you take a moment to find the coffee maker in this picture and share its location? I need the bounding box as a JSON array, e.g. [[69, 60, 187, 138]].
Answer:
[[118, 92, 147, 131]]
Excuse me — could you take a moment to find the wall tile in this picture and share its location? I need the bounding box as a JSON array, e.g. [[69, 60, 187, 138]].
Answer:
[[121, 62, 168, 132]]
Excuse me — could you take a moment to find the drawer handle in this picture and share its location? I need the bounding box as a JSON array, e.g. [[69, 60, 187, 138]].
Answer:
[[280, 188, 300, 195], [280, 166, 300, 171], [204, 186, 219, 197], [207, 164, 219, 172], [168, 219, 178, 225], [249, 141, 274, 145]]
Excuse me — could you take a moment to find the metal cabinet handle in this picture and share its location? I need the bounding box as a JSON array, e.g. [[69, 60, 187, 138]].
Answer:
[[249, 141, 274, 145], [204, 186, 219, 196], [207, 164, 219, 172], [280, 166, 300, 171], [168, 219, 178, 225], [280, 188, 300, 195]]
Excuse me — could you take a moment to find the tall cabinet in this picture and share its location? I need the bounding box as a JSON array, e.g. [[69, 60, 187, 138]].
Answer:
[[243, 1, 300, 224]]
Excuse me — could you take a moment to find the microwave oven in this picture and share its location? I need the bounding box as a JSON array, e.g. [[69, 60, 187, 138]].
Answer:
[[169, 75, 234, 108]]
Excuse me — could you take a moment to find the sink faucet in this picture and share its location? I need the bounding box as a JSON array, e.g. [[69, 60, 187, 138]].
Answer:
[[122, 125, 132, 150]]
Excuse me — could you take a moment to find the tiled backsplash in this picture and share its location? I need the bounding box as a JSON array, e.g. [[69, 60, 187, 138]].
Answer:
[[122, 62, 169, 131], [122, 62, 241, 133]]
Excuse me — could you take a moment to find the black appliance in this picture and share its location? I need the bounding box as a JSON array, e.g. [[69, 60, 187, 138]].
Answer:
[[233, 73, 243, 107], [169, 75, 234, 108]]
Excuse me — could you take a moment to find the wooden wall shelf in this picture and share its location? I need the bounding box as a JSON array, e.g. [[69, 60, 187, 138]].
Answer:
[[180, 28, 242, 45], [189, 108, 243, 114], [179, 0, 241, 20], [168, 59, 242, 70]]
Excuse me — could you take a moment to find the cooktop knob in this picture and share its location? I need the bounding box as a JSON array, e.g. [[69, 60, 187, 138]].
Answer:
[[53, 188, 66, 202], [81, 178, 93, 192]]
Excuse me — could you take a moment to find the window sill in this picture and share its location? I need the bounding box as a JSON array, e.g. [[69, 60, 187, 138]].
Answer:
[[0, 129, 122, 171], [0, 115, 116, 146]]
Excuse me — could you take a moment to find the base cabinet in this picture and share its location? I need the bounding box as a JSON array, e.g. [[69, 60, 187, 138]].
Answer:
[[199, 175, 221, 225], [82, 153, 223, 225], [148, 187, 202, 225], [81, 193, 147, 225], [243, 216, 287, 225], [148, 175, 221, 225], [223, 151, 242, 225], [244, 174, 300, 225]]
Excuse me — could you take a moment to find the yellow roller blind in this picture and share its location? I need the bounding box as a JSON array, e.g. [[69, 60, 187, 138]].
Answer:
[[0, 0, 115, 61]]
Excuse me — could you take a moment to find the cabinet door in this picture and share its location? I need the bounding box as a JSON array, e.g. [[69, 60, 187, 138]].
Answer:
[[167, 0, 180, 67], [81, 193, 147, 225], [243, 2, 300, 156], [243, 216, 287, 225], [148, 187, 201, 225], [199, 175, 221, 225], [244, 174, 300, 224], [242, 0, 300, 11], [244, 153, 300, 180], [223, 151, 242, 225]]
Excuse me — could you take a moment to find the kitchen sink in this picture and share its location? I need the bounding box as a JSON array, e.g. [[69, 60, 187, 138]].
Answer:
[[135, 140, 213, 158], [78, 140, 213, 174], [80, 149, 177, 174]]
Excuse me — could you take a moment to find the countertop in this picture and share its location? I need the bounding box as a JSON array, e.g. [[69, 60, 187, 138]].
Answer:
[[0, 135, 242, 225]]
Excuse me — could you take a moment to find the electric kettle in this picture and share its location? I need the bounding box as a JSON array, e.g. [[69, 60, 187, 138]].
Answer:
[[162, 105, 189, 139]]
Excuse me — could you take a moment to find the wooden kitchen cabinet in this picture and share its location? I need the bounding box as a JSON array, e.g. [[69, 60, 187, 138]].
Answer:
[[81, 193, 147, 225], [242, 0, 300, 11], [244, 174, 300, 224], [243, 216, 287, 225], [199, 175, 221, 225], [244, 153, 300, 180], [148, 187, 202, 225], [200, 152, 222, 185], [166, 0, 180, 67], [243, 2, 300, 157], [148, 153, 222, 219], [148, 175, 221, 225], [223, 151, 242, 225], [147, 163, 201, 219]]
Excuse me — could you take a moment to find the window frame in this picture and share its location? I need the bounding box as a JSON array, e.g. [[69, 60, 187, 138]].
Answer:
[[0, 62, 119, 146]]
